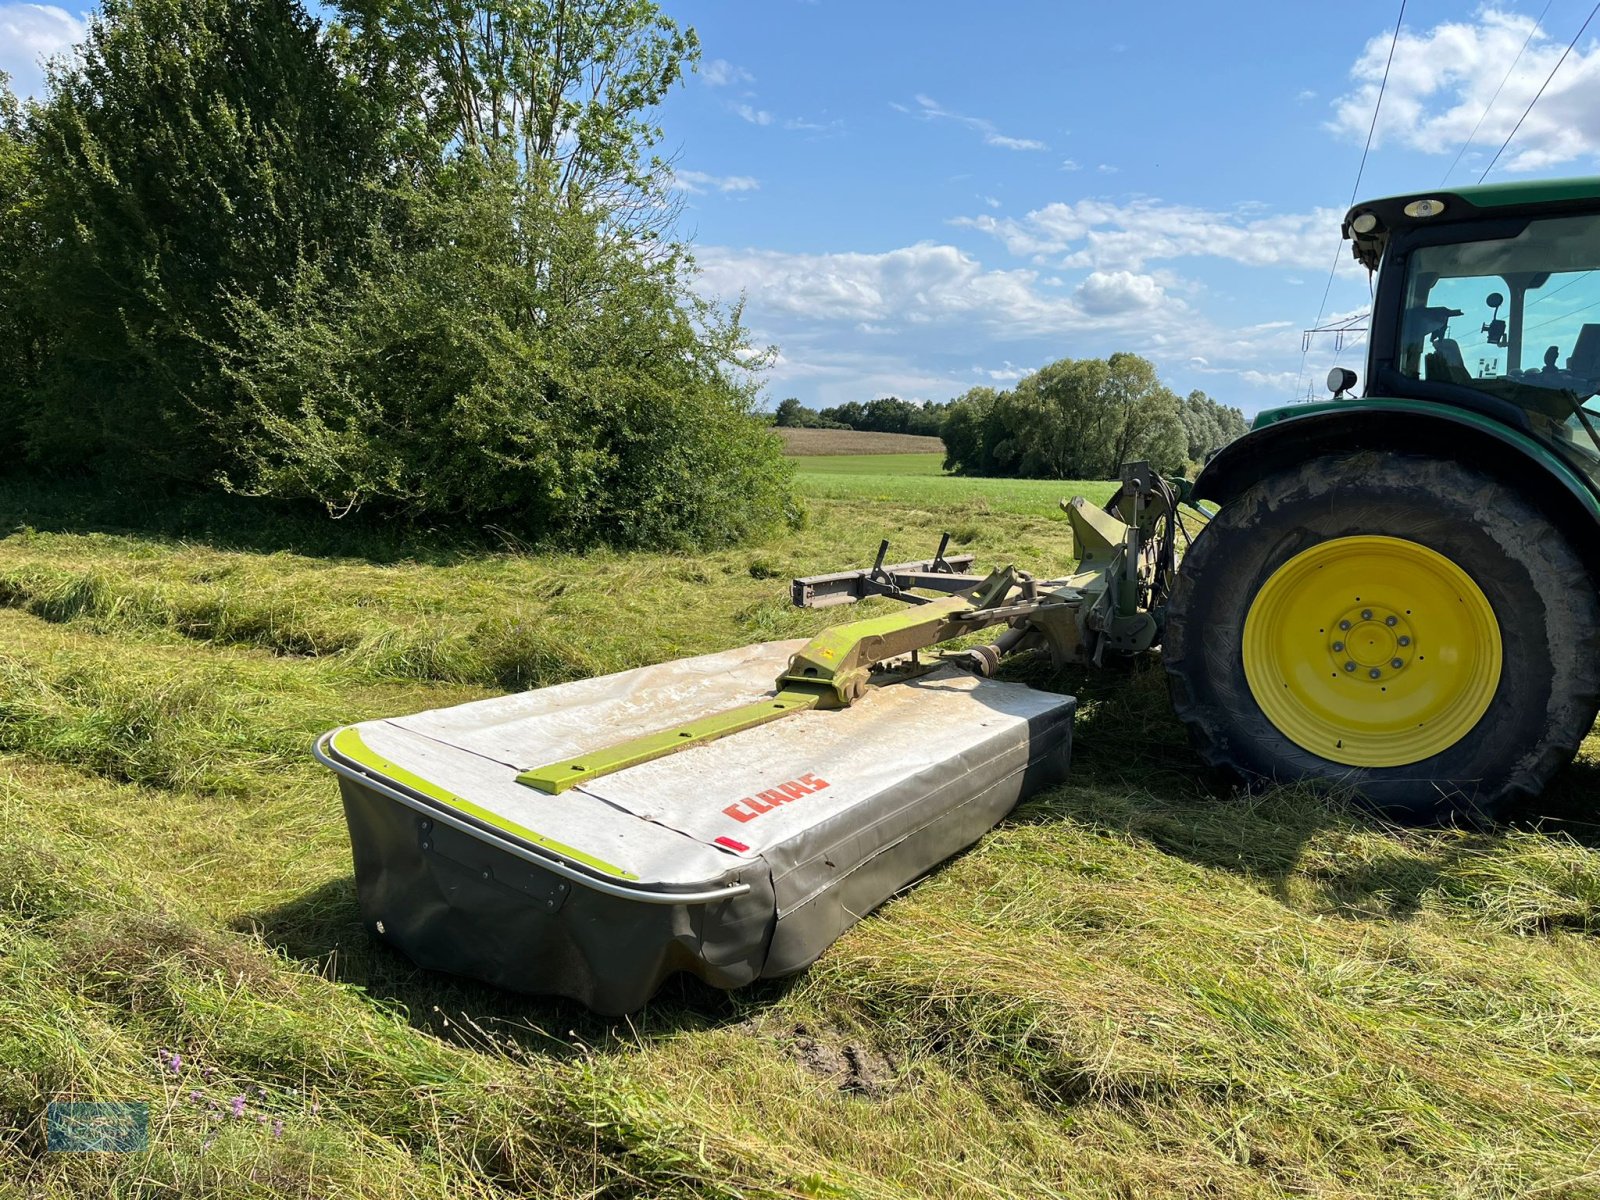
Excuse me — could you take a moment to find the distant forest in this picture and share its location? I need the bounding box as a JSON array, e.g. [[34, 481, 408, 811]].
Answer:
[[772, 396, 949, 438]]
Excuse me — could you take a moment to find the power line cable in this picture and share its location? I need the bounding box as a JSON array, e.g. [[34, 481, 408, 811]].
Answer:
[[1350, 0, 1408, 207], [1525, 269, 1594, 312], [1295, 0, 1406, 401], [1441, 0, 1553, 185], [1480, 1, 1600, 182], [1526, 288, 1600, 333]]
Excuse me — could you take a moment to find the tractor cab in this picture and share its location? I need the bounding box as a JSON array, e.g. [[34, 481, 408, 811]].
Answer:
[[1348, 180, 1600, 483]]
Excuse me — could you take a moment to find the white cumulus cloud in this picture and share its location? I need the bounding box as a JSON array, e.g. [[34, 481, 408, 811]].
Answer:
[[699, 240, 1339, 413], [972, 361, 1028, 382], [989, 133, 1048, 151], [1237, 369, 1303, 391], [1329, 8, 1600, 173], [734, 103, 773, 127], [1074, 270, 1165, 314], [692, 241, 1110, 337], [956, 198, 1349, 272]]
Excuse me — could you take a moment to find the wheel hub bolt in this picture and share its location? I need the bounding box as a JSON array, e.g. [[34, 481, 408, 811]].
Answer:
[[1330, 605, 1414, 678]]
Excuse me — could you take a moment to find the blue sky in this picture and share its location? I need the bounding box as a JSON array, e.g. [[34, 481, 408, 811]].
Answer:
[[7, 1, 1600, 414]]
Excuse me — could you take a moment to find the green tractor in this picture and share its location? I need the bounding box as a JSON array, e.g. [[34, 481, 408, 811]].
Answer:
[[1168, 178, 1600, 820]]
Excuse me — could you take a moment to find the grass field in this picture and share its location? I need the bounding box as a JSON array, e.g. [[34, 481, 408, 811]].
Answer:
[[795, 469, 1118, 519], [790, 451, 947, 476], [4, 469, 1600, 1199], [784, 445, 1118, 518]]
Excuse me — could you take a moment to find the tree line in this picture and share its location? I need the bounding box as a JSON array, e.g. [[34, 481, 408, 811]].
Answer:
[[773, 396, 949, 438], [780, 356, 1248, 478], [0, 0, 795, 549]]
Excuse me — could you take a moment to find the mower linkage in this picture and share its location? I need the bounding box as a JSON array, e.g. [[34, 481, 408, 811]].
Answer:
[[790, 532, 980, 608]]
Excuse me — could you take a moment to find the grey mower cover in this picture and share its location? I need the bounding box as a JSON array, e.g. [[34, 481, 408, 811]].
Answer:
[[315, 640, 1075, 1014]]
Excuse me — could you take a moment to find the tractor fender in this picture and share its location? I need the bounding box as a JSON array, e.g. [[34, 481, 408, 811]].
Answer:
[[1192, 401, 1600, 584]]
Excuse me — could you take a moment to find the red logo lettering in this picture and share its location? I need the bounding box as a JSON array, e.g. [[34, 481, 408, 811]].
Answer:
[[722, 775, 831, 824]]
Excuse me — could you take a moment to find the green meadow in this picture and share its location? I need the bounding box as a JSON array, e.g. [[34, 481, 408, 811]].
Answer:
[[793, 456, 1118, 519], [791, 451, 949, 475]]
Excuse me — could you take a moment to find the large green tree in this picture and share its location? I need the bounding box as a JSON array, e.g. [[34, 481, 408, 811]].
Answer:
[[940, 387, 1005, 474], [23, 0, 385, 477], [2, 0, 794, 548], [773, 398, 806, 427], [941, 354, 1188, 479]]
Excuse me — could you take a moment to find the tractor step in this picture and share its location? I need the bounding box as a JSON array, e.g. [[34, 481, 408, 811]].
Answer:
[[315, 640, 1075, 1014]]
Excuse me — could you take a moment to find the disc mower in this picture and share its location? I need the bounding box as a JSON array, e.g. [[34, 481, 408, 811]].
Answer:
[[315, 175, 1600, 1011]]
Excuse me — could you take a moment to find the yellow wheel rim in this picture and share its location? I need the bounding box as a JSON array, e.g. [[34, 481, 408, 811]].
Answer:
[[1241, 536, 1502, 768]]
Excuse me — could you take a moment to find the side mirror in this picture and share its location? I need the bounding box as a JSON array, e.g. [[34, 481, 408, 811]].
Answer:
[[1327, 367, 1357, 398]]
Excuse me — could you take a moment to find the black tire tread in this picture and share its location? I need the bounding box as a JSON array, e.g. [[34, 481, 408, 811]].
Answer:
[[1163, 451, 1600, 819]]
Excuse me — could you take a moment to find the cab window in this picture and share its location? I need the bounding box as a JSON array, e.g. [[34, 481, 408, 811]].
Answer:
[[1397, 213, 1600, 471]]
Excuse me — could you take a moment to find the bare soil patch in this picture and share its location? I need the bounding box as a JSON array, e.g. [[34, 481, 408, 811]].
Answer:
[[785, 1022, 898, 1097], [775, 427, 945, 455]]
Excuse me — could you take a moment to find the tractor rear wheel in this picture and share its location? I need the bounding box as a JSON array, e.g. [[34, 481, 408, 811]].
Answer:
[[1164, 451, 1600, 821]]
